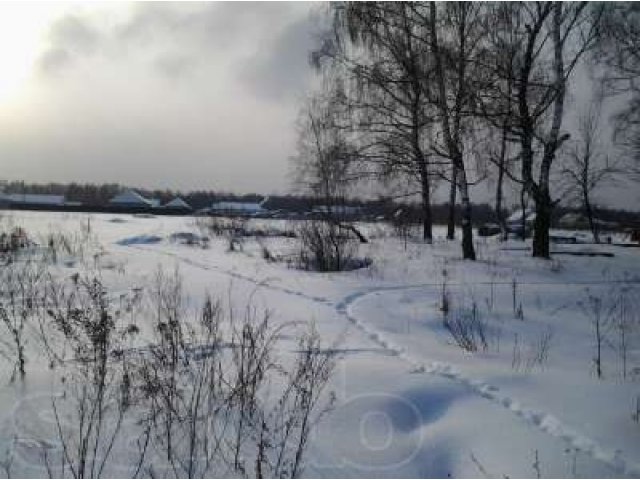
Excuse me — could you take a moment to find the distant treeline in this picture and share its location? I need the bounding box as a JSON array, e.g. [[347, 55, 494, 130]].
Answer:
[[1, 181, 638, 228]]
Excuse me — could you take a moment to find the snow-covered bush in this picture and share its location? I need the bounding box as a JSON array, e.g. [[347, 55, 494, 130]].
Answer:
[[0, 257, 45, 381], [296, 219, 370, 272], [43, 273, 141, 478], [257, 239, 276, 262], [577, 284, 640, 380], [169, 231, 210, 248], [390, 208, 416, 249], [511, 328, 554, 373], [195, 216, 247, 251], [132, 267, 336, 478], [37, 266, 336, 478], [444, 302, 488, 353], [197, 216, 296, 240], [0, 226, 31, 258]]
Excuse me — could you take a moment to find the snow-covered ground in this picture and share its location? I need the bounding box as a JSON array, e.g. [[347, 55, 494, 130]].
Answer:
[[0, 210, 639, 478]]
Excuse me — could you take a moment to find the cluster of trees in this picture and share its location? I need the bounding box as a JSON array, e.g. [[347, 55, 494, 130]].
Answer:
[[295, 2, 639, 259]]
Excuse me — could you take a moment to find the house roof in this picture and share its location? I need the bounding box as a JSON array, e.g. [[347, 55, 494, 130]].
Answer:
[[0, 193, 66, 205], [506, 208, 536, 224], [164, 197, 192, 209], [312, 205, 362, 215], [109, 189, 154, 206], [210, 201, 265, 212]]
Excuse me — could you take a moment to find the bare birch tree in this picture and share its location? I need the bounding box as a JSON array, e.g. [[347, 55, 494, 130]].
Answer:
[[595, 3, 640, 177], [326, 2, 442, 243], [422, 1, 489, 260], [481, 2, 603, 258], [561, 91, 620, 243]]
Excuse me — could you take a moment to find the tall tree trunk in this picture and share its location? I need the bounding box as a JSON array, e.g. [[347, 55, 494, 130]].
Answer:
[[495, 170, 506, 241], [515, 4, 553, 256], [532, 189, 551, 258], [429, 1, 475, 260], [458, 169, 476, 260], [412, 92, 433, 243], [419, 164, 433, 243], [496, 120, 509, 241], [519, 185, 527, 241], [447, 164, 457, 240], [532, 3, 567, 259], [584, 192, 600, 243]]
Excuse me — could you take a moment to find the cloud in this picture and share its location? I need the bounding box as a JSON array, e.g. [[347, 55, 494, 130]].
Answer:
[[37, 47, 73, 75], [238, 14, 317, 101], [4, 2, 321, 194], [37, 13, 102, 75], [36, 2, 320, 86], [153, 52, 198, 80], [50, 14, 101, 52]]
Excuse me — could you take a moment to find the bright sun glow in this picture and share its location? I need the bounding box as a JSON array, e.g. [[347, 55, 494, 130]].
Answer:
[[0, 2, 72, 103]]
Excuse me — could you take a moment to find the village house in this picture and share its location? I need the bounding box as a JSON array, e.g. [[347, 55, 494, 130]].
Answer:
[[208, 197, 269, 217], [0, 193, 68, 208], [108, 189, 159, 209], [162, 197, 193, 213]]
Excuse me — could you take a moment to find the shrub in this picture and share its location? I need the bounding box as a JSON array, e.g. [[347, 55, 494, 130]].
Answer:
[[578, 290, 617, 379], [133, 268, 336, 478], [444, 302, 488, 352], [511, 328, 554, 373], [43, 273, 141, 478], [197, 217, 296, 240], [38, 266, 336, 478], [296, 220, 364, 272], [0, 227, 31, 257], [0, 258, 45, 380]]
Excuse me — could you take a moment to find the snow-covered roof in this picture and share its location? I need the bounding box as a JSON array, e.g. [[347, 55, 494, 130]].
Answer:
[[506, 208, 536, 224], [164, 197, 192, 209], [0, 194, 66, 205], [109, 189, 154, 207], [210, 201, 265, 212], [312, 205, 362, 215]]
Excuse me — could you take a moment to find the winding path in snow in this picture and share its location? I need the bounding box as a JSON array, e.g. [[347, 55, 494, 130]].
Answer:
[[336, 288, 640, 478], [126, 243, 640, 477]]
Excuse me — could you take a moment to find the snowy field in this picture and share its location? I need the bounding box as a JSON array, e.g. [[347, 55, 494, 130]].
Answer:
[[0, 210, 639, 478]]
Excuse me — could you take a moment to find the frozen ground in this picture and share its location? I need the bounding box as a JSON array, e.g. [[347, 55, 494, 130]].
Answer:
[[0, 210, 639, 478]]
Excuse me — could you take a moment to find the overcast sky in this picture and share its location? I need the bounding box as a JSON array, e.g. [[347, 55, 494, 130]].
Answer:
[[0, 2, 321, 194], [0, 2, 636, 209]]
